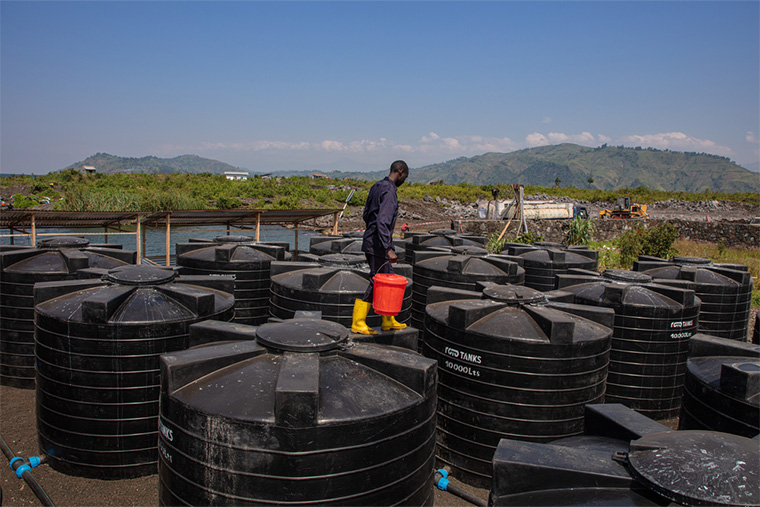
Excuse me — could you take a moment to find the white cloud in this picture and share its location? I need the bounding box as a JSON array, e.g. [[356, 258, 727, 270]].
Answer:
[[747, 131, 759, 144], [162, 130, 738, 167], [618, 132, 734, 157], [320, 140, 347, 152], [542, 117, 553, 124]]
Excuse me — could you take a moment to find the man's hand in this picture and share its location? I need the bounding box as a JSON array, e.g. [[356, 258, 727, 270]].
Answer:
[[387, 249, 398, 263]]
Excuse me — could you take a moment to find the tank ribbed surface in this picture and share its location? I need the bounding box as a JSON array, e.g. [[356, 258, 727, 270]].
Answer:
[[424, 289, 613, 488], [633, 256, 753, 340], [269, 263, 413, 329], [410, 254, 525, 339], [679, 334, 760, 438], [503, 244, 598, 292], [176, 236, 287, 325], [0, 237, 135, 388], [158, 318, 437, 506], [34, 265, 235, 478], [554, 269, 701, 420], [405, 233, 485, 265]]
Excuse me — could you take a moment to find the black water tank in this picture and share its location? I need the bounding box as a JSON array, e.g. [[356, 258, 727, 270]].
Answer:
[[633, 256, 753, 340], [176, 235, 288, 325], [317, 253, 368, 267], [158, 318, 437, 506], [0, 237, 136, 388], [33, 265, 235, 478], [551, 269, 701, 420], [405, 232, 485, 265], [503, 244, 599, 292], [410, 253, 525, 337], [679, 333, 760, 438], [490, 403, 759, 506], [308, 236, 407, 263], [269, 261, 413, 330], [424, 285, 614, 488]]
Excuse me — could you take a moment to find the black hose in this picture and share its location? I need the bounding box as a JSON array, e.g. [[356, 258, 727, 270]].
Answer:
[[0, 434, 55, 507], [435, 468, 488, 507]]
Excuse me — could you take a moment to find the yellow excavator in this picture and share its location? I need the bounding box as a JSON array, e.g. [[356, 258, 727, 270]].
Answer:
[[599, 196, 648, 219]]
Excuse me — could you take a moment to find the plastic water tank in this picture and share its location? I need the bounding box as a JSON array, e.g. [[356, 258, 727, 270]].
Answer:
[[679, 333, 760, 438], [634, 256, 753, 340], [405, 232, 485, 265], [424, 285, 614, 487], [33, 265, 235, 478], [503, 244, 599, 292], [0, 237, 136, 388], [490, 403, 759, 506], [158, 318, 437, 506], [308, 236, 407, 263], [410, 253, 525, 337], [176, 235, 288, 325], [269, 261, 413, 330], [551, 269, 701, 420]]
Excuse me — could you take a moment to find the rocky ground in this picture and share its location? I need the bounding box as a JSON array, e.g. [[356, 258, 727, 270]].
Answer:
[[337, 193, 759, 232]]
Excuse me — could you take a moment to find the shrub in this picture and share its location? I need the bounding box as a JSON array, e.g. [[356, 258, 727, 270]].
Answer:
[[566, 218, 595, 246], [216, 196, 243, 209], [616, 223, 680, 268], [486, 232, 507, 253], [509, 231, 543, 244], [11, 193, 38, 209]]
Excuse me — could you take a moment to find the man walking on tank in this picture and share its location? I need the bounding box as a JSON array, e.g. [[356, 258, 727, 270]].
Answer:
[[351, 160, 409, 335]]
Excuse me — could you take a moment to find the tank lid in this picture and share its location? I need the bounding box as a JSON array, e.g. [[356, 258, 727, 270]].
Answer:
[[628, 430, 759, 506], [256, 318, 348, 352], [38, 236, 90, 249], [602, 269, 652, 284], [104, 265, 177, 285], [671, 256, 712, 266], [483, 284, 547, 305], [449, 245, 488, 256], [318, 253, 366, 266], [213, 235, 255, 243]]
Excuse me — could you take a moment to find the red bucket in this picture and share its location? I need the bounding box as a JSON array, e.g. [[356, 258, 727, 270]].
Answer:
[[372, 273, 408, 316]]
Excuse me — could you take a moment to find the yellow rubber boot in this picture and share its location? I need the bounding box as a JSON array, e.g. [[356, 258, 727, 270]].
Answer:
[[351, 299, 378, 335], [381, 315, 407, 331]]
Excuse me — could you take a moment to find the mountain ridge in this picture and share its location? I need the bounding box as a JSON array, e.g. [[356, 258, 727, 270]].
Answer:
[[63, 144, 758, 193]]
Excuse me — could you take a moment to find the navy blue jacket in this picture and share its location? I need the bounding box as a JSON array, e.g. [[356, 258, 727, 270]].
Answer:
[[361, 177, 398, 257]]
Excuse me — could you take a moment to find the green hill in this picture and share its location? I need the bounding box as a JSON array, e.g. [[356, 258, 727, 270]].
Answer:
[[64, 145, 758, 193], [406, 144, 757, 193], [64, 153, 241, 175]]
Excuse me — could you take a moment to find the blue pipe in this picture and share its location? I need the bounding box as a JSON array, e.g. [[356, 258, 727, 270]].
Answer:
[[1, 434, 55, 506], [435, 468, 488, 506]]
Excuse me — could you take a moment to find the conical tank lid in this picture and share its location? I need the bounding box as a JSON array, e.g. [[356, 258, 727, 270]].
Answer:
[[627, 430, 759, 506], [671, 256, 712, 266], [255, 318, 348, 352], [602, 269, 652, 284], [213, 235, 255, 243], [38, 236, 90, 249], [105, 265, 177, 285], [482, 284, 547, 305]]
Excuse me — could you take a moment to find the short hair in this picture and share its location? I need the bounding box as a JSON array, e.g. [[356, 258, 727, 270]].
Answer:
[[390, 160, 408, 174]]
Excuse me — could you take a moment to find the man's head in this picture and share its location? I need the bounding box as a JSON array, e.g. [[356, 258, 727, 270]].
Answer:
[[389, 160, 409, 187]]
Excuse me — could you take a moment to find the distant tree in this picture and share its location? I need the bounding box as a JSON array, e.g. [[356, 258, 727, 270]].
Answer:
[[554, 177, 561, 188], [587, 176, 594, 187]]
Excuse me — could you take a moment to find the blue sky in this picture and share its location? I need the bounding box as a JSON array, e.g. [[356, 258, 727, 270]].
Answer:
[[2, 1, 758, 175]]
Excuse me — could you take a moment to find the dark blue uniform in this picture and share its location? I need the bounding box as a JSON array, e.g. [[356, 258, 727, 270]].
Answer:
[[360, 176, 398, 301]]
